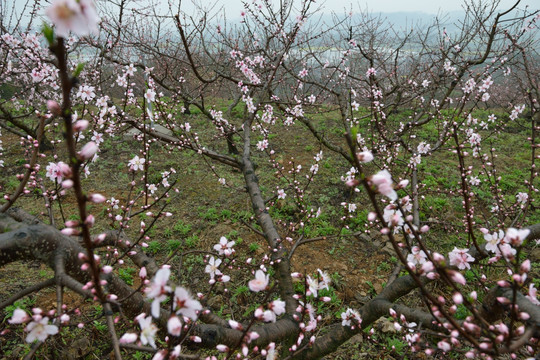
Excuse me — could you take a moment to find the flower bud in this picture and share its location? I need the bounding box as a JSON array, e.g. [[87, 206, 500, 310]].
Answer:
[[61, 228, 79, 236], [62, 179, 74, 189], [57, 162, 72, 177], [119, 333, 138, 344], [78, 141, 98, 160], [60, 314, 70, 323], [216, 344, 229, 352], [520, 259, 530, 273], [47, 100, 61, 116], [73, 120, 89, 132], [65, 220, 79, 228], [453, 292, 463, 304], [356, 151, 374, 163], [88, 193, 106, 203], [168, 316, 182, 336], [85, 215, 95, 227], [397, 179, 409, 188]]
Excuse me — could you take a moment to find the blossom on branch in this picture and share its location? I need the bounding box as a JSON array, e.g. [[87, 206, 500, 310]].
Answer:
[[205, 256, 222, 280], [173, 287, 202, 320], [119, 332, 137, 344], [9, 309, 30, 324], [128, 155, 145, 171], [249, 270, 269, 292], [407, 246, 428, 266], [213, 236, 235, 256], [341, 308, 362, 328], [448, 247, 475, 270], [25, 316, 59, 343], [144, 267, 171, 318], [46, 0, 100, 38], [370, 170, 397, 201], [145, 89, 156, 102], [137, 314, 158, 348]]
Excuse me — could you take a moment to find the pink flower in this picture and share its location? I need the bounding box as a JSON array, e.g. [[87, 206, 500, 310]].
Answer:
[[383, 206, 404, 228], [216, 344, 229, 352], [516, 192, 528, 204], [269, 299, 286, 316], [438, 340, 451, 352], [484, 230, 504, 254], [448, 247, 475, 270], [77, 85, 96, 101], [152, 351, 167, 360], [128, 155, 145, 171], [341, 308, 362, 327], [9, 309, 30, 324], [370, 170, 397, 201], [25, 316, 58, 343], [78, 141, 98, 160], [173, 287, 202, 320], [249, 270, 269, 292], [356, 151, 373, 163], [73, 120, 89, 132], [119, 332, 138, 344], [407, 246, 427, 266], [167, 316, 182, 336], [504, 228, 530, 246], [213, 236, 235, 256], [171, 345, 182, 358], [228, 319, 242, 330], [47, 100, 62, 116], [46, 0, 100, 38], [265, 343, 276, 360], [46, 162, 64, 182], [259, 309, 274, 322], [520, 259, 531, 274], [91, 131, 103, 145], [205, 256, 222, 280], [144, 267, 171, 318], [137, 315, 158, 348], [306, 270, 330, 297], [366, 67, 377, 77], [145, 89, 156, 102], [448, 270, 467, 285], [499, 243, 517, 260], [88, 193, 106, 203], [139, 267, 147, 279], [60, 314, 70, 323], [527, 284, 540, 305]]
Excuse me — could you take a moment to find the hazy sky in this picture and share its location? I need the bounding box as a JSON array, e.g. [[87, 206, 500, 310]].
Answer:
[[9, 0, 539, 25], [183, 0, 539, 16]]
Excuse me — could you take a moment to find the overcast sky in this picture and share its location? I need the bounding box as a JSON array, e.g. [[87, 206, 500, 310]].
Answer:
[[9, 0, 539, 26], [183, 0, 538, 16]]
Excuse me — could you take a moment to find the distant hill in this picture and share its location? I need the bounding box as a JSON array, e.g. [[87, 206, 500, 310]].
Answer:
[[310, 11, 466, 33]]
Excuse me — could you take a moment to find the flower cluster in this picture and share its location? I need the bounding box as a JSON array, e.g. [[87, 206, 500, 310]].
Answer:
[[9, 308, 59, 343], [125, 267, 203, 349], [341, 308, 362, 328]]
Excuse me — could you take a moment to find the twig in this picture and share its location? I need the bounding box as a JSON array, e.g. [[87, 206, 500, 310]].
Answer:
[[0, 278, 55, 309], [23, 341, 43, 360], [40, 184, 55, 227], [0, 116, 45, 212], [104, 302, 122, 360]]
